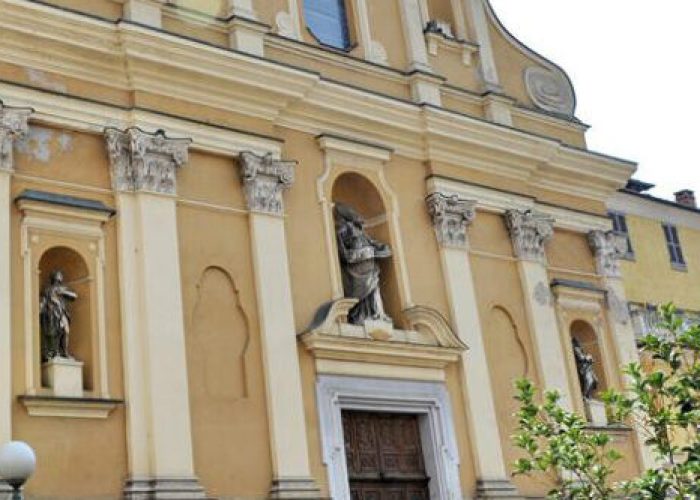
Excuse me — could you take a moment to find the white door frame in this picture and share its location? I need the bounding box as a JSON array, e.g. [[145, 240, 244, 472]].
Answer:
[[316, 375, 463, 500]]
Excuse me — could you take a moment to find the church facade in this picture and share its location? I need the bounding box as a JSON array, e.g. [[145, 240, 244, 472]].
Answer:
[[0, 0, 650, 498]]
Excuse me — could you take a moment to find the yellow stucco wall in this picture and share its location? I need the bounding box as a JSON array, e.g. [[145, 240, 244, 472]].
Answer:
[[621, 213, 700, 310], [0, 1, 645, 497]]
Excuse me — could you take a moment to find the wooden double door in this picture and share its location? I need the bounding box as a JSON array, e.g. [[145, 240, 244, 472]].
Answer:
[[342, 411, 430, 500]]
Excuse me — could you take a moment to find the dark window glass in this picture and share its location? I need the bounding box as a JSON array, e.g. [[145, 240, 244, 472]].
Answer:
[[608, 212, 634, 257], [662, 223, 686, 267], [304, 0, 351, 50]]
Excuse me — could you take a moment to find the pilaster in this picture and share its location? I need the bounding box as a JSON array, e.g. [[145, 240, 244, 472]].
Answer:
[[505, 209, 574, 410], [123, 0, 167, 28], [588, 230, 655, 469], [352, 0, 388, 65], [227, 0, 257, 19], [464, 0, 502, 93], [0, 102, 32, 451], [484, 93, 514, 127], [105, 127, 206, 499], [398, 0, 442, 105], [426, 192, 521, 498], [409, 72, 443, 106], [238, 151, 321, 499], [275, 0, 302, 40], [226, 0, 267, 56]]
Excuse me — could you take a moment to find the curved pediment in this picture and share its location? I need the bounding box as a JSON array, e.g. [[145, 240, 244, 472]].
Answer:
[[485, 1, 577, 118], [300, 300, 466, 369]]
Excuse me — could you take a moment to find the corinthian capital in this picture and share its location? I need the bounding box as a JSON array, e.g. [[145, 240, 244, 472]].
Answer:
[[588, 230, 627, 278], [238, 151, 295, 215], [425, 192, 476, 249], [104, 128, 191, 195], [504, 209, 554, 263], [0, 101, 33, 172]]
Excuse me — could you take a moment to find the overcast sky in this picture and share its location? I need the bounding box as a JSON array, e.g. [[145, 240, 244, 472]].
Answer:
[[489, 0, 699, 200]]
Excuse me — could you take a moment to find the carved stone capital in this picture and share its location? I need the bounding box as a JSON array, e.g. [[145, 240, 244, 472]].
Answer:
[[0, 101, 33, 172], [238, 151, 295, 215], [504, 209, 554, 263], [104, 128, 191, 195], [425, 192, 476, 249], [588, 230, 627, 278]]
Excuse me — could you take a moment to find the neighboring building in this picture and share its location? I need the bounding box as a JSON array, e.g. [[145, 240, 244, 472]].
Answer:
[[0, 1, 649, 498], [609, 181, 700, 340]]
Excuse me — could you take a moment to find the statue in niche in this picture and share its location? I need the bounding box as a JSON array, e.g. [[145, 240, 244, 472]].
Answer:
[[572, 338, 598, 399], [40, 270, 78, 361], [334, 203, 392, 325]]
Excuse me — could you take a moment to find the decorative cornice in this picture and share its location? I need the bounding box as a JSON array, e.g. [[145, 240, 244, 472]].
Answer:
[[104, 128, 191, 195], [588, 230, 627, 278], [425, 192, 476, 249], [238, 151, 295, 215], [0, 100, 33, 172], [504, 209, 554, 263], [0, 1, 636, 204]]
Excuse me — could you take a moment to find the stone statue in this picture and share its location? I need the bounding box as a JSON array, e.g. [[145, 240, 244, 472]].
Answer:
[[572, 338, 598, 400], [40, 270, 78, 361], [334, 203, 392, 325]]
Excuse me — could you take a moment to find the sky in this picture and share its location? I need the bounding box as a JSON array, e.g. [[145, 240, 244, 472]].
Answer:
[[489, 0, 699, 200]]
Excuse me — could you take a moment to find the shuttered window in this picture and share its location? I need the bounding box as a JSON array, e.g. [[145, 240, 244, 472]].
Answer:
[[303, 0, 351, 50], [662, 223, 686, 268], [609, 211, 634, 258]]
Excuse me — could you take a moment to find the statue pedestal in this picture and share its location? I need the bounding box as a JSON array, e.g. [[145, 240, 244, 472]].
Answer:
[[42, 357, 84, 398], [584, 399, 608, 427]]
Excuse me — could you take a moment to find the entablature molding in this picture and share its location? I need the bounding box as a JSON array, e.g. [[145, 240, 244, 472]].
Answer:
[[0, 0, 634, 204], [426, 176, 612, 234], [609, 191, 700, 232], [0, 82, 283, 159]]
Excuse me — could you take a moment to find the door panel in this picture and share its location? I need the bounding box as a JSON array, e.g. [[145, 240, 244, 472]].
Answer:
[[343, 411, 430, 500]]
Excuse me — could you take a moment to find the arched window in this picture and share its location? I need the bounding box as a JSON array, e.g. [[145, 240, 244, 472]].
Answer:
[[304, 0, 352, 50]]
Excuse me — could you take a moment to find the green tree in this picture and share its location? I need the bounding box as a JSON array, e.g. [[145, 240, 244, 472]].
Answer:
[[512, 304, 700, 499]]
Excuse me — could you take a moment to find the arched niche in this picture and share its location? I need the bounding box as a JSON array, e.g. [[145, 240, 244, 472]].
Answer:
[[38, 246, 94, 390], [570, 319, 608, 397], [483, 305, 551, 497], [188, 266, 250, 401], [331, 171, 402, 325], [17, 191, 114, 414]]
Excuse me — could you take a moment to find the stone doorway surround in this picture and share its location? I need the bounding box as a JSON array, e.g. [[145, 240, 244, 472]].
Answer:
[[316, 375, 463, 500]]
